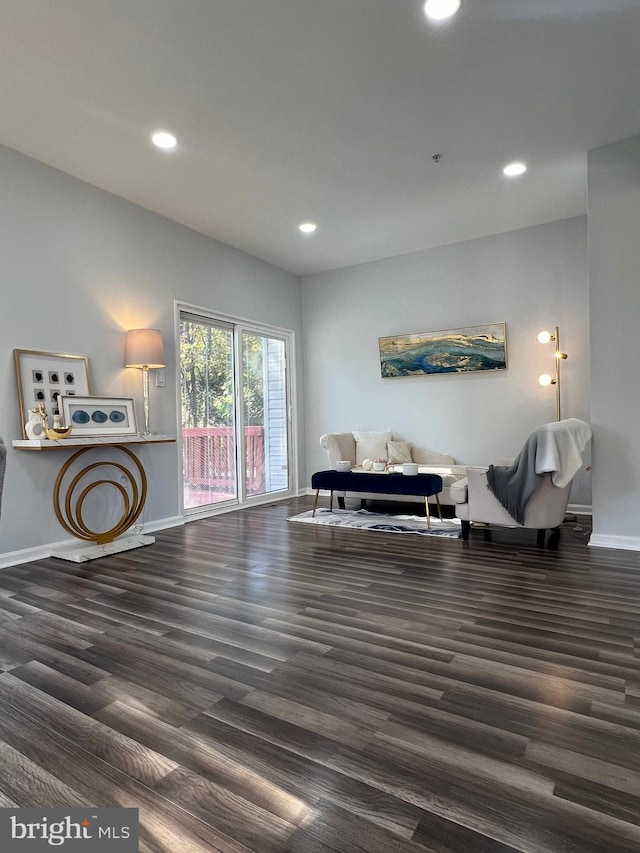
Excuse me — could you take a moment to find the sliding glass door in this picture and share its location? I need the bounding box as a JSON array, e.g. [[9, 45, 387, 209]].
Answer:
[[242, 332, 289, 497], [181, 317, 237, 510], [179, 309, 293, 514]]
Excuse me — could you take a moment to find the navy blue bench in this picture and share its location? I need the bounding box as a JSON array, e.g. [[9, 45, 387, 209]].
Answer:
[[311, 469, 443, 529]]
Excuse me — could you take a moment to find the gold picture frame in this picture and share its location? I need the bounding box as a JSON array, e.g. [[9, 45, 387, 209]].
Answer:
[[14, 349, 91, 438]]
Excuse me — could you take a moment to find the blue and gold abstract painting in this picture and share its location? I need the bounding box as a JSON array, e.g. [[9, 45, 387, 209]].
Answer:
[[379, 322, 507, 377]]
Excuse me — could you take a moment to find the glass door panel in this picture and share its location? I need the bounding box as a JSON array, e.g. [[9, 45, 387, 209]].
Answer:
[[180, 318, 237, 510], [242, 332, 289, 497]]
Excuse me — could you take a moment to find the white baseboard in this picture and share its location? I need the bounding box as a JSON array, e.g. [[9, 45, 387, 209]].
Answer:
[[0, 543, 59, 569], [589, 533, 640, 552], [567, 503, 592, 516], [0, 514, 185, 569], [143, 515, 184, 533]]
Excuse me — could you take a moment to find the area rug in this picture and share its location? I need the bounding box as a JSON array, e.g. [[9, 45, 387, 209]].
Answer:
[[288, 508, 462, 537]]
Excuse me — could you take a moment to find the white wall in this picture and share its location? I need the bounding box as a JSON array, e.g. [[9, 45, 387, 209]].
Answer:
[[302, 217, 591, 504], [588, 134, 640, 550], [0, 145, 303, 561]]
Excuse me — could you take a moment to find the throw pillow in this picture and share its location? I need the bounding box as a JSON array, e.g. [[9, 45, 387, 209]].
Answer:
[[353, 430, 392, 466], [387, 440, 413, 464]]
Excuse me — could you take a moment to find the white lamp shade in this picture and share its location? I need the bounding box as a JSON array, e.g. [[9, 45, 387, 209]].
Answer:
[[124, 329, 165, 368], [424, 0, 461, 21]]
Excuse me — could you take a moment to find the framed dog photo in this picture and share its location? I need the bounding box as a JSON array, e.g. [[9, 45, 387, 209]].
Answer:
[[60, 396, 139, 436], [14, 349, 91, 438]]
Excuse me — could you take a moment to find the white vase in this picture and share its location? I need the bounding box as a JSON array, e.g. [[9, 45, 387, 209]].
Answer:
[[25, 409, 46, 440]]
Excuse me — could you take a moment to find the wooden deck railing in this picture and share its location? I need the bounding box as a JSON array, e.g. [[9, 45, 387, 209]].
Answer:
[[182, 426, 265, 494]]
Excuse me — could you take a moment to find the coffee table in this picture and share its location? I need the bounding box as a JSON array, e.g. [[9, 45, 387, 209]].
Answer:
[[311, 469, 443, 529]]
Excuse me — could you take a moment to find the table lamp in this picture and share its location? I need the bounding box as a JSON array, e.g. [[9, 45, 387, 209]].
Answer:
[[124, 329, 165, 434]]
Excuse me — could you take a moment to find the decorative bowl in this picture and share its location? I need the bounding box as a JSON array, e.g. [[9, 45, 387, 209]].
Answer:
[[336, 460, 351, 471], [402, 463, 419, 476], [372, 461, 387, 471], [44, 426, 73, 440]]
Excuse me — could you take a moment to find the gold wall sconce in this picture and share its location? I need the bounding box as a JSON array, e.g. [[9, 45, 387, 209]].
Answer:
[[537, 326, 568, 422]]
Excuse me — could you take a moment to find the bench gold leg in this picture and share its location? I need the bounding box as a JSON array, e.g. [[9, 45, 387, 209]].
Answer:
[[312, 490, 320, 517], [425, 498, 431, 530], [329, 490, 334, 512], [434, 493, 442, 521]]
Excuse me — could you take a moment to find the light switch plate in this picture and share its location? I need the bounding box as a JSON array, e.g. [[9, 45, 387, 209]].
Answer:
[[155, 369, 166, 388]]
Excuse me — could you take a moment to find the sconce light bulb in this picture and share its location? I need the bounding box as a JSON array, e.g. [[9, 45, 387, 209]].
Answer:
[[538, 373, 554, 387], [537, 331, 552, 345]]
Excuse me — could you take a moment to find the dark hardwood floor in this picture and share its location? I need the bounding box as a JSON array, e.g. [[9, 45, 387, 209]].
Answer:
[[1, 496, 639, 852]]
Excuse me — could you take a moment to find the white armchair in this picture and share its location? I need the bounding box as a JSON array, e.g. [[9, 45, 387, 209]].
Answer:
[[451, 419, 591, 546], [451, 467, 573, 546]]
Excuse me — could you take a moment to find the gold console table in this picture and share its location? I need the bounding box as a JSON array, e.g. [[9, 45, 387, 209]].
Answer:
[[13, 434, 175, 562]]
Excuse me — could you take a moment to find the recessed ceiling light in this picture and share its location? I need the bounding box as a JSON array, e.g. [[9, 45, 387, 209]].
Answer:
[[299, 222, 317, 234], [503, 161, 527, 177], [151, 130, 178, 150], [423, 0, 461, 21]]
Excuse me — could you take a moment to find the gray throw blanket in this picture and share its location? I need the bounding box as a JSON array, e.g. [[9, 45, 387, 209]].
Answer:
[[486, 432, 542, 525]]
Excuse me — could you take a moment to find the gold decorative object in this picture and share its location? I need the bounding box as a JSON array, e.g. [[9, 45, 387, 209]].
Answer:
[[53, 445, 147, 545], [44, 426, 73, 440], [35, 402, 73, 439]]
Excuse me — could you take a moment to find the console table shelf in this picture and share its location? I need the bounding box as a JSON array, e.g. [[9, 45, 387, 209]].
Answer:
[[13, 434, 176, 562], [13, 434, 175, 450]]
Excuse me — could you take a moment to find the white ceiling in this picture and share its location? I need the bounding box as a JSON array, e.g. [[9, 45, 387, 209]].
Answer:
[[1, 1, 639, 276]]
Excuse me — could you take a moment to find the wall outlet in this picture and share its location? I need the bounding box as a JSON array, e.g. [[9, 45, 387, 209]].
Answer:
[[155, 369, 166, 388]]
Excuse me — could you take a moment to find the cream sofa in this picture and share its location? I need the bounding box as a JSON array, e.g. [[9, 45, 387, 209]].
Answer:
[[319, 431, 468, 507]]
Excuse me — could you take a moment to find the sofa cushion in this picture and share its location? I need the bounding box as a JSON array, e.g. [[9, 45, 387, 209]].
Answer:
[[353, 430, 392, 465], [387, 440, 413, 464]]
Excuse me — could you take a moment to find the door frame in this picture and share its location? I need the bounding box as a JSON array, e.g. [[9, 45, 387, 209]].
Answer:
[[174, 300, 298, 519]]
